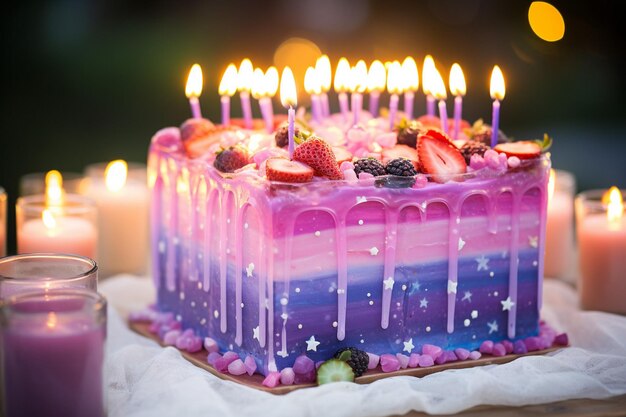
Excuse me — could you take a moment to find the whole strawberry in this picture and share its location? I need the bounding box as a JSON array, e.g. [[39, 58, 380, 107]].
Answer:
[[180, 118, 215, 143], [293, 136, 343, 180], [214, 145, 250, 173]]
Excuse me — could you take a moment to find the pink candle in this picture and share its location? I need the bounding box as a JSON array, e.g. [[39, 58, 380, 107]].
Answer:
[[491, 99, 500, 147], [351, 92, 362, 126], [369, 91, 380, 117], [388, 94, 399, 131], [545, 170, 575, 279], [576, 187, 626, 314], [320, 92, 330, 117], [280, 67, 297, 159], [2, 289, 106, 417], [240, 91, 253, 129], [259, 97, 274, 133], [426, 95, 435, 117], [0, 186, 6, 257], [404, 91, 415, 120], [18, 216, 97, 260], [221, 96, 231, 126], [339, 92, 349, 122], [438, 99, 449, 135]]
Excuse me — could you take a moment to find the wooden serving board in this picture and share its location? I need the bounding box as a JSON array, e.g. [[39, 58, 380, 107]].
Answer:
[[129, 321, 564, 395]]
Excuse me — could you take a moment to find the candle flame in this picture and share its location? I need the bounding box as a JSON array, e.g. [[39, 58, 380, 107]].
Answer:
[[401, 56, 419, 91], [265, 67, 279, 97], [46, 312, 57, 329], [219, 64, 238, 96], [350, 60, 368, 93], [422, 55, 436, 95], [304, 66, 321, 95], [386, 60, 403, 95], [251, 68, 266, 99], [490, 65, 506, 100], [42, 209, 57, 230], [315, 55, 332, 92], [45, 170, 64, 207], [185, 64, 203, 98], [333, 57, 350, 93], [604, 186, 623, 227], [105, 159, 128, 192], [548, 169, 556, 203], [367, 60, 386, 92], [431, 67, 447, 100], [237, 58, 254, 92], [280, 66, 297, 108], [449, 63, 466, 96]]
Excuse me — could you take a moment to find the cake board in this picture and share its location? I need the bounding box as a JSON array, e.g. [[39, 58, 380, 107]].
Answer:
[[129, 321, 565, 395]]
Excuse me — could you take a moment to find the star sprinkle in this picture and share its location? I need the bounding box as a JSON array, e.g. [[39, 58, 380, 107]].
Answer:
[[447, 280, 458, 294], [383, 277, 395, 290], [253, 326, 260, 340], [277, 350, 289, 358], [306, 335, 320, 352], [246, 263, 255, 277], [458, 238, 466, 251], [403, 338, 415, 353], [501, 296, 516, 311], [462, 291, 473, 302], [528, 235, 538, 248], [476, 255, 490, 272], [487, 320, 499, 334], [409, 281, 422, 294], [419, 297, 429, 308], [369, 247, 379, 256]]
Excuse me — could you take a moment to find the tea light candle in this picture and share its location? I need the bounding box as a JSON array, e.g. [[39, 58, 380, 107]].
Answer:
[[1, 289, 106, 417], [545, 169, 576, 279], [576, 187, 626, 314]]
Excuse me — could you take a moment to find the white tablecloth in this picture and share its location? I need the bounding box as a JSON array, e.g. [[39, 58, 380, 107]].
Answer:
[[100, 276, 626, 417]]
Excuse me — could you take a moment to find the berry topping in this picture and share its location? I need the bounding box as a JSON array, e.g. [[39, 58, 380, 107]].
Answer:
[[214, 145, 250, 173], [180, 118, 215, 143], [382, 145, 419, 170], [332, 147, 354, 166], [467, 119, 508, 146], [493, 141, 542, 160], [265, 158, 314, 183], [396, 119, 424, 148], [385, 158, 418, 177], [333, 347, 369, 377], [275, 125, 298, 148], [316, 359, 355, 385], [417, 131, 467, 183], [183, 125, 236, 159], [293, 136, 343, 180], [353, 158, 386, 177], [460, 140, 491, 164]]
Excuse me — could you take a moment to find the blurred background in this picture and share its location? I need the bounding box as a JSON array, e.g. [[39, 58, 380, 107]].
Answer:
[[1, 0, 625, 254]]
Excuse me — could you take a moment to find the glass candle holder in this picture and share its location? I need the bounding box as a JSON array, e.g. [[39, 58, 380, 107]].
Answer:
[[544, 169, 576, 279], [19, 171, 85, 196], [80, 161, 149, 278], [575, 188, 626, 314], [16, 194, 98, 260], [0, 253, 97, 299], [0, 186, 6, 257], [1, 288, 107, 417]]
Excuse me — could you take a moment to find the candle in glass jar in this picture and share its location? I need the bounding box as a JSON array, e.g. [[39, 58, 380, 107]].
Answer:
[[544, 169, 576, 279]]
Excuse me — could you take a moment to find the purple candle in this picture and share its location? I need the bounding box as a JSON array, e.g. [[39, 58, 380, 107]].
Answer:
[[237, 59, 254, 129], [404, 91, 415, 120], [369, 91, 380, 117], [388, 93, 399, 131], [453, 96, 463, 139], [449, 63, 467, 139], [185, 64, 203, 119], [387, 60, 402, 131], [304, 66, 322, 123], [240, 91, 253, 129], [401, 56, 419, 120], [432, 67, 448, 135], [422, 55, 437, 117], [315, 55, 332, 118], [490, 65, 506, 147], [350, 60, 368, 126], [218, 64, 238, 127], [220, 96, 231, 126], [280, 67, 298, 159], [2, 289, 107, 417], [320, 93, 330, 117], [367, 60, 386, 117], [259, 97, 274, 133], [334, 58, 351, 123], [351, 92, 362, 126], [438, 99, 449, 135], [339, 93, 349, 122]]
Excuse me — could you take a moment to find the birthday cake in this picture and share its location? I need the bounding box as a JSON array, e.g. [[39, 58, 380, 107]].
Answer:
[[137, 60, 567, 387]]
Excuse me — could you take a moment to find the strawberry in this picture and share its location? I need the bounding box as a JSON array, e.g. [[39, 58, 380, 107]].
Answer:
[[214, 145, 250, 173], [183, 125, 239, 159], [180, 118, 215, 143], [332, 147, 353, 166], [417, 131, 467, 183], [293, 136, 343, 180], [494, 141, 542, 160], [382, 145, 419, 170], [266, 158, 314, 183]]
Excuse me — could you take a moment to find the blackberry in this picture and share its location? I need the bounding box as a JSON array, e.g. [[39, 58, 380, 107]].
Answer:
[[385, 158, 417, 177], [353, 158, 386, 177], [396, 119, 423, 148], [334, 347, 369, 377], [460, 140, 491, 164]]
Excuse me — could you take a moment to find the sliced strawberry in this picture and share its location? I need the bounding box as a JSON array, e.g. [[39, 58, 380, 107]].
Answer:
[[382, 145, 419, 170], [266, 158, 314, 183], [293, 136, 343, 180], [417, 134, 467, 183], [332, 147, 353, 166], [183, 125, 239, 159], [493, 141, 541, 160]]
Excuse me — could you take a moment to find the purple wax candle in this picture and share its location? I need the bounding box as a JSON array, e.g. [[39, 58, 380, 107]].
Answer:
[[189, 97, 202, 119], [259, 97, 274, 133], [369, 91, 380, 117], [339, 92, 349, 123], [240, 91, 253, 129], [491, 99, 500, 147], [320, 92, 330, 117], [438, 99, 449, 135], [1, 289, 107, 417], [221, 96, 231, 127], [388, 94, 399, 131], [426, 95, 436, 117], [404, 91, 415, 120], [288, 106, 295, 159], [311, 95, 322, 124], [453, 95, 462, 140], [351, 92, 362, 126]]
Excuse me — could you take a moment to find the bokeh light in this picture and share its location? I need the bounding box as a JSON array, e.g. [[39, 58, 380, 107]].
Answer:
[[528, 2, 565, 42], [274, 38, 322, 97]]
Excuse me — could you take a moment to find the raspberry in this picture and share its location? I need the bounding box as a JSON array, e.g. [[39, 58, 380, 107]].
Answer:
[[353, 158, 386, 177], [385, 158, 417, 177], [333, 347, 369, 377], [214, 146, 249, 173], [460, 140, 491, 164]]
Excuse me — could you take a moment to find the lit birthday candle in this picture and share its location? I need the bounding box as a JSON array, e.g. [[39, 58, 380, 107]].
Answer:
[[401, 56, 419, 120], [238, 58, 254, 129], [185, 64, 203, 119], [386, 61, 402, 131], [304, 66, 322, 123], [367, 60, 386, 117], [422, 55, 437, 116], [316, 55, 332, 118], [449, 63, 467, 139], [490, 65, 506, 147], [280, 67, 298, 159], [263, 67, 279, 132], [218, 64, 238, 127], [431, 67, 448, 135], [350, 60, 367, 126], [251, 68, 276, 133], [333, 57, 351, 122]]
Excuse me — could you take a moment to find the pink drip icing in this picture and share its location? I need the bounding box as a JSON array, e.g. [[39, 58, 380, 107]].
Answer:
[[447, 208, 460, 334], [380, 210, 399, 329]]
